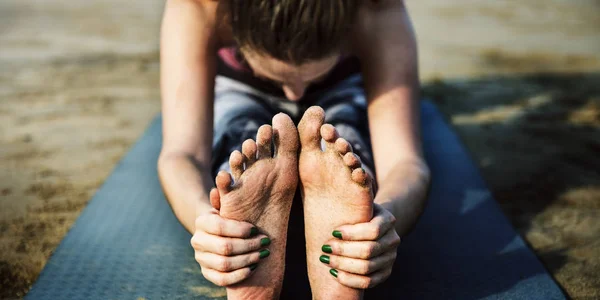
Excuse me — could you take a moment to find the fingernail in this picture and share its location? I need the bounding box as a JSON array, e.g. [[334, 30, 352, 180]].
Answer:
[[330, 268, 338, 278], [249, 263, 258, 271], [250, 227, 259, 237], [332, 230, 342, 239], [319, 255, 330, 264], [322, 245, 332, 253], [259, 249, 270, 259], [260, 238, 271, 247]]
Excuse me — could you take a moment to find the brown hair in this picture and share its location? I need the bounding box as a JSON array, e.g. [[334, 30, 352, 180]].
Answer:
[[226, 0, 359, 65]]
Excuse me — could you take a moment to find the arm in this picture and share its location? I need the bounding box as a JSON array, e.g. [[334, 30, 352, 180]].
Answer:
[[158, 0, 217, 233], [357, 0, 430, 236], [158, 0, 265, 286]]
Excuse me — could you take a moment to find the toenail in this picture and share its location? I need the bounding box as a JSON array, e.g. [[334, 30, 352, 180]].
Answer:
[[332, 230, 343, 239]]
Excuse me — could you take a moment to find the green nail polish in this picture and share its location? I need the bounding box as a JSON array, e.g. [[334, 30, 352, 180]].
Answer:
[[330, 269, 338, 278], [319, 255, 330, 264], [260, 238, 271, 247], [322, 245, 332, 253], [259, 249, 270, 259], [250, 227, 259, 237], [249, 263, 258, 271], [332, 230, 342, 239]]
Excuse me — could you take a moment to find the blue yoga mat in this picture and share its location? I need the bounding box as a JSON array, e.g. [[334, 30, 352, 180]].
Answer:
[[26, 102, 564, 299]]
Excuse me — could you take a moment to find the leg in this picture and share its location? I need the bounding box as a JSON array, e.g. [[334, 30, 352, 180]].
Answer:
[[212, 83, 298, 299]]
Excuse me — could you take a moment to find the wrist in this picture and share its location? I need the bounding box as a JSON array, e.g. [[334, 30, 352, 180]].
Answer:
[[196, 200, 215, 217], [374, 161, 430, 236]]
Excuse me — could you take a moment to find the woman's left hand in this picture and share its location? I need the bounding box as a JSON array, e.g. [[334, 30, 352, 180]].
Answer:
[[320, 203, 401, 289]]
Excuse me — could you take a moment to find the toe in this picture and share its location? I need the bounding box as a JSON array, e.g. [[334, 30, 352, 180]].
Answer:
[[216, 171, 233, 194], [229, 150, 245, 180], [320, 124, 340, 149], [256, 125, 273, 159], [272, 113, 299, 157], [209, 187, 221, 210], [343, 152, 362, 169], [242, 139, 258, 167], [351, 168, 369, 186], [298, 106, 325, 151], [335, 138, 353, 155]]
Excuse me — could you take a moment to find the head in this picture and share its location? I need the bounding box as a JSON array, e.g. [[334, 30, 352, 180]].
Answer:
[[226, 0, 359, 101]]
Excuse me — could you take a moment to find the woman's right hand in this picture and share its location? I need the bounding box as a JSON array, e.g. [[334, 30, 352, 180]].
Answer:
[[191, 209, 271, 287]]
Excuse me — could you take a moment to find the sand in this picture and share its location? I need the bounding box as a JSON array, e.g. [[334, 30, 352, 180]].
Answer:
[[0, 0, 599, 298]]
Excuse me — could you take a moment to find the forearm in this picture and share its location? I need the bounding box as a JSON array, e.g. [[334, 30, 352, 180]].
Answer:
[[374, 159, 430, 236], [158, 152, 215, 233]]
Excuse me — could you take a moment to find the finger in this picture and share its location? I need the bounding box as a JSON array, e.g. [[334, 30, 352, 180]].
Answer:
[[323, 229, 401, 259], [331, 266, 393, 289], [195, 249, 269, 272], [195, 213, 259, 238], [201, 265, 256, 287], [333, 207, 396, 241], [320, 250, 396, 275], [191, 231, 270, 256]]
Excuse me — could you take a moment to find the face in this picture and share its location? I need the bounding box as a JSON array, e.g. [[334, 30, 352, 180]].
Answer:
[[242, 50, 340, 101]]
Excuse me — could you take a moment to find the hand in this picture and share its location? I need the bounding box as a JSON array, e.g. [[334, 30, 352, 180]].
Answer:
[[319, 203, 401, 289], [191, 209, 271, 287]]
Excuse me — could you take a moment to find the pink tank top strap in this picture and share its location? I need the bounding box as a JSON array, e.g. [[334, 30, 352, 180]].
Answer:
[[218, 47, 251, 72]]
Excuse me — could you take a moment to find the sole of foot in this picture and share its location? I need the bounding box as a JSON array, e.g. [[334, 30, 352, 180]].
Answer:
[[298, 106, 374, 299], [212, 113, 299, 299]]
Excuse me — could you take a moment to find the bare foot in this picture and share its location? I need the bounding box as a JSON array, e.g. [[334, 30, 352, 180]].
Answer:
[[298, 106, 374, 299], [212, 113, 299, 300]]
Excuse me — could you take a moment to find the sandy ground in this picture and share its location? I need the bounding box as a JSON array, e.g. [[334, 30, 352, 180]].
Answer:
[[0, 0, 599, 299]]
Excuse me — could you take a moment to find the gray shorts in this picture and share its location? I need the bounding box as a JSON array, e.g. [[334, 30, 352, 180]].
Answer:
[[211, 75, 375, 298]]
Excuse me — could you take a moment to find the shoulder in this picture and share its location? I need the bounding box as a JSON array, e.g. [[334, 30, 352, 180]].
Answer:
[[354, 0, 407, 34], [164, 0, 234, 48], [348, 0, 410, 55]]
